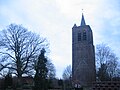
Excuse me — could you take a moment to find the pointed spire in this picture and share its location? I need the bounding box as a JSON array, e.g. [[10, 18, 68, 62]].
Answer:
[[81, 13, 86, 26]]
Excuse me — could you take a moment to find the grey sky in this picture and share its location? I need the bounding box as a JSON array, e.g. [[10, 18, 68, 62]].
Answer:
[[0, 0, 120, 78]]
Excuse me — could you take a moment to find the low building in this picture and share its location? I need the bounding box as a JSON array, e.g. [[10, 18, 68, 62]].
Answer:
[[92, 81, 120, 90]]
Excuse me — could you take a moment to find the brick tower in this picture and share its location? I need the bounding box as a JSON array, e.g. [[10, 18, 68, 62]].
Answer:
[[72, 13, 96, 88]]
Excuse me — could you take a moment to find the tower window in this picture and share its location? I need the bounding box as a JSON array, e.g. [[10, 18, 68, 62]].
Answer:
[[83, 32, 87, 40], [78, 33, 81, 41]]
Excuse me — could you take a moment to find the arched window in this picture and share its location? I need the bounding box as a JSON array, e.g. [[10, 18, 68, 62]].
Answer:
[[83, 32, 87, 40], [78, 33, 81, 41]]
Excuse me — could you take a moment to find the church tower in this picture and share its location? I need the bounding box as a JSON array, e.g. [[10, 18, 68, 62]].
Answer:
[[72, 13, 96, 87]]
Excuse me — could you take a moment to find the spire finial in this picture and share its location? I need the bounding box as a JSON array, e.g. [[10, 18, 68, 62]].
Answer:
[[82, 9, 84, 14], [82, 9, 83, 12], [81, 9, 86, 26]]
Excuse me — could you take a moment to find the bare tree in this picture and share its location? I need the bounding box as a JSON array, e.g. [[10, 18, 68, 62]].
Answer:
[[62, 65, 72, 80], [62, 65, 72, 90], [97, 63, 110, 81], [46, 60, 56, 89], [96, 43, 110, 66], [107, 53, 118, 79], [96, 43, 118, 81], [47, 60, 56, 79], [0, 24, 48, 80]]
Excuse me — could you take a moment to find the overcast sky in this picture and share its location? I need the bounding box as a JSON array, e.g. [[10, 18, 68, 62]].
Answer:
[[0, 0, 120, 78]]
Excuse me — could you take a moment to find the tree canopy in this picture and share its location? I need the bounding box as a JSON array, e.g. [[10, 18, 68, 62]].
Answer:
[[96, 43, 119, 81], [62, 65, 72, 80], [0, 24, 48, 78]]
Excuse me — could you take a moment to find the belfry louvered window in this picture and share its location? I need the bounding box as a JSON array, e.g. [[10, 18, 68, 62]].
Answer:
[[83, 32, 87, 40], [78, 33, 81, 41]]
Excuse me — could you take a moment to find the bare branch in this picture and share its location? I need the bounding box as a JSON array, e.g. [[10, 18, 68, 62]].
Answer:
[[0, 24, 48, 78], [0, 52, 16, 60]]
